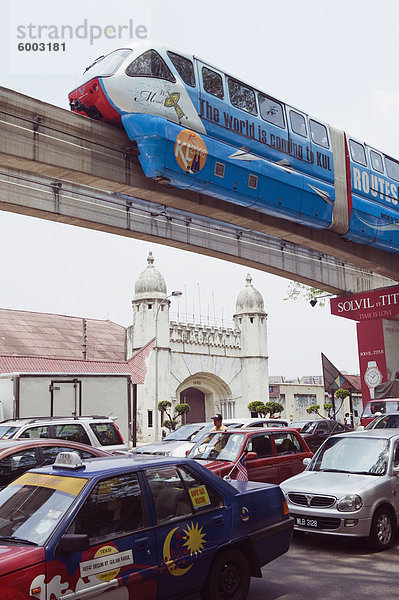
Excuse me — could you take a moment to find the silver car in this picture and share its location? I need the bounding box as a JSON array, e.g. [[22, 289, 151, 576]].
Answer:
[[133, 417, 289, 457], [280, 430, 399, 551]]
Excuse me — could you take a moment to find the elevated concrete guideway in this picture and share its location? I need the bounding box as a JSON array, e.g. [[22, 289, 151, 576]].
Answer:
[[0, 86, 397, 293]]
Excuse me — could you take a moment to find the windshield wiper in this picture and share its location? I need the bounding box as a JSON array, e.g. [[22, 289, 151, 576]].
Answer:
[[84, 55, 105, 73], [319, 468, 351, 473], [0, 536, 38, 546]]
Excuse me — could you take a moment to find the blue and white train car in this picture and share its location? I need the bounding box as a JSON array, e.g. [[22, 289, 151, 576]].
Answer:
[[69, 42, 399, 254]]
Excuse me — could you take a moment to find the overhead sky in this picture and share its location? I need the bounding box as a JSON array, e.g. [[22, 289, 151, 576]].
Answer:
[[1, 0, 398, 377]]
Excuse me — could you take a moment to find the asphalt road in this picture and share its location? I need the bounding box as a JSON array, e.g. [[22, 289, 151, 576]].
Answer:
[[186, 530, 399, 600], [248, 530, 399, 600]]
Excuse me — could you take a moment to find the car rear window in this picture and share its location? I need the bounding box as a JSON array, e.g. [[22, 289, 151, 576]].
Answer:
[[0, 425, 21, 440], [90, 422, 123, 446]]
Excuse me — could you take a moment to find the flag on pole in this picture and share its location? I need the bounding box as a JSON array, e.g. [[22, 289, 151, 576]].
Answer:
[[235, 454, 248, 481]]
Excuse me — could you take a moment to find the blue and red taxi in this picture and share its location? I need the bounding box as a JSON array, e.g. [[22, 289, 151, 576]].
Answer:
[[0, 451, 293, 600]]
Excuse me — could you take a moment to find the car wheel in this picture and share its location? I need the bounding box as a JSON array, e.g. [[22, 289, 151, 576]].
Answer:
[[369, 506, 395, 551], [200, 549, 250, 600]]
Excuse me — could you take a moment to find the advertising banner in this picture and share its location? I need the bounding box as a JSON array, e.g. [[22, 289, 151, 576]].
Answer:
[[357, 320, 387, 402], [330, 286, 399, 322]]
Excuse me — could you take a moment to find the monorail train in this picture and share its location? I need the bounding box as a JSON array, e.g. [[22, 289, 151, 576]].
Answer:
[[69, 42, 399, 254]]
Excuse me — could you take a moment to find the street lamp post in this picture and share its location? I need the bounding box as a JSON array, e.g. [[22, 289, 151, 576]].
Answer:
[[154, 290, 182, 442]]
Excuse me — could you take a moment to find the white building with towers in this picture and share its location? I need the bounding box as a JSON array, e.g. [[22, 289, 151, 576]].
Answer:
[[127, 252, 270, 443]]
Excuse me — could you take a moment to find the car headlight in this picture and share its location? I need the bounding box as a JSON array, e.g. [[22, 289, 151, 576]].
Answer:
[[337, 494, 362, 512]]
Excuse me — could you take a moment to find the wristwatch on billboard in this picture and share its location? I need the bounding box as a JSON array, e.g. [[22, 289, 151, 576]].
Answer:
[[364, 360, 383, 399]]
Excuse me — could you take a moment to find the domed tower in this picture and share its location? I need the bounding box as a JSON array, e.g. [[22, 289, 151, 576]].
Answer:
[[234, 274, 269, 405], [127, 252, 175, 442], [129, 252, 169, 352]]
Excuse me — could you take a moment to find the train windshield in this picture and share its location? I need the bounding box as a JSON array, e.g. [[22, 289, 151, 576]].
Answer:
[[81, 48, 132, 84]]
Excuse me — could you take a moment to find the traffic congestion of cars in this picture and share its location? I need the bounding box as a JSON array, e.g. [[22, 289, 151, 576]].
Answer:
[[0, 451, 293, 599], [187, 427, 312, 484], [0, 408, 397, 600], [133, 417, 289, 458]]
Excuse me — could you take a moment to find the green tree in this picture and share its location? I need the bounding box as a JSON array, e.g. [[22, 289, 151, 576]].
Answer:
[[265, 401, 284, 417], [306, 403, 334, 418], [248, 401, 267, 416], [284, 282, 331, 307], [333, 388, 350, 418], [158, 400, 191, 432], [248, 400, 284, 418]]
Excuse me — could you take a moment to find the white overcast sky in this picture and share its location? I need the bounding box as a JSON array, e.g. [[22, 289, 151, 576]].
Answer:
[[1, 0, 398, 377]]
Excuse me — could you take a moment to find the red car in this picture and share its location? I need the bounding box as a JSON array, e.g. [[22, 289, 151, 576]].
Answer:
[[0, 438, 111, 489], [187, 427, 312, 484]]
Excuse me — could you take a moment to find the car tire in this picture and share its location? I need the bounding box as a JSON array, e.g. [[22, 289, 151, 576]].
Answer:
[[369, 506, 395, 551], [200, 548, 250, 600]]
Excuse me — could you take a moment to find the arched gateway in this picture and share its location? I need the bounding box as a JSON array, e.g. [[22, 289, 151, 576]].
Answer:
[[127, 253, 270, 443], [177, 374, 233, 423]]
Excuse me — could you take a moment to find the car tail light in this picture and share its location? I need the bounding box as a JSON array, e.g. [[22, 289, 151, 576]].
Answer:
[[113, 423, 124, 443]]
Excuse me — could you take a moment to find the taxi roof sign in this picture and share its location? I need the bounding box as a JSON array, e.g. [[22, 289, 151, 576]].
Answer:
[[53, 451, 85, 470]]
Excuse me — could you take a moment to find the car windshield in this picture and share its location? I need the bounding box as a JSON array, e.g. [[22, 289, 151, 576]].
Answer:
[[0, 425, 21, 440], [0, 472, 88, 545], [191, 424, 213, 443], [164, 424, 205, 442], [189, 432, 244, 461], [362, 400, 399, 417], [80, 48, 132, 84], [300, 422, 317, 434], [309, 436, 389, 475], [189, 422, 243, 445], [366, 415, 399, 430]]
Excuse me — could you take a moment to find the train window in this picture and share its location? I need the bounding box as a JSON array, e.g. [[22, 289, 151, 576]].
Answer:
[[125, 49, 175, 83], [214, 162, 225, 178], [385, 157, 399, 182], [258, 94, 285, 128], [167, 52, 195, 87], [370, 150, 384, 174], [202, 67, 224, 99], [289, 111, 307, 137], [228, 78, 257, 116], [349, 140, 367, 166], [309, 120, 329, 148], [81, 48, 131, 84], [248, 174, 258, 189]]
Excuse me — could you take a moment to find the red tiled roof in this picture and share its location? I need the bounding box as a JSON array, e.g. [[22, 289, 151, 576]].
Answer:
[[0, 308, 125, 361], [0, 338, 154, 384], [343, 374, 361, 392]]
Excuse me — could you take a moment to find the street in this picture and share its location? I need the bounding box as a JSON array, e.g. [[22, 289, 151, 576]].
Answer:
[[187, 531, 399, 600], [249, 531, 399, 600]]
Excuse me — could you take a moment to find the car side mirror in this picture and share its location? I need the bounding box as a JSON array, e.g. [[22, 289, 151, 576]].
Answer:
[[56, 533, 90, 555], [393, 465, 399, 475], [302, 457, 311, 467], [245, 451, 258, 461]]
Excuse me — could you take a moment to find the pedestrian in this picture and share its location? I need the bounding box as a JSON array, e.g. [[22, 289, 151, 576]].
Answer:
[[210, 413, 227, 432], [344, 412, 352, 427]]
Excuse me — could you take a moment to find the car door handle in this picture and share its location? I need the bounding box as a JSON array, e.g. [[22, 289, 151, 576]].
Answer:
[[211, 515, 224, 526], [134, 536, 151, 549]]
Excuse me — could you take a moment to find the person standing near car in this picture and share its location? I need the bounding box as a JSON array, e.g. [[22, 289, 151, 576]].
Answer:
[[211, 413, 227, 432], [344, 413, 352, 427]]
